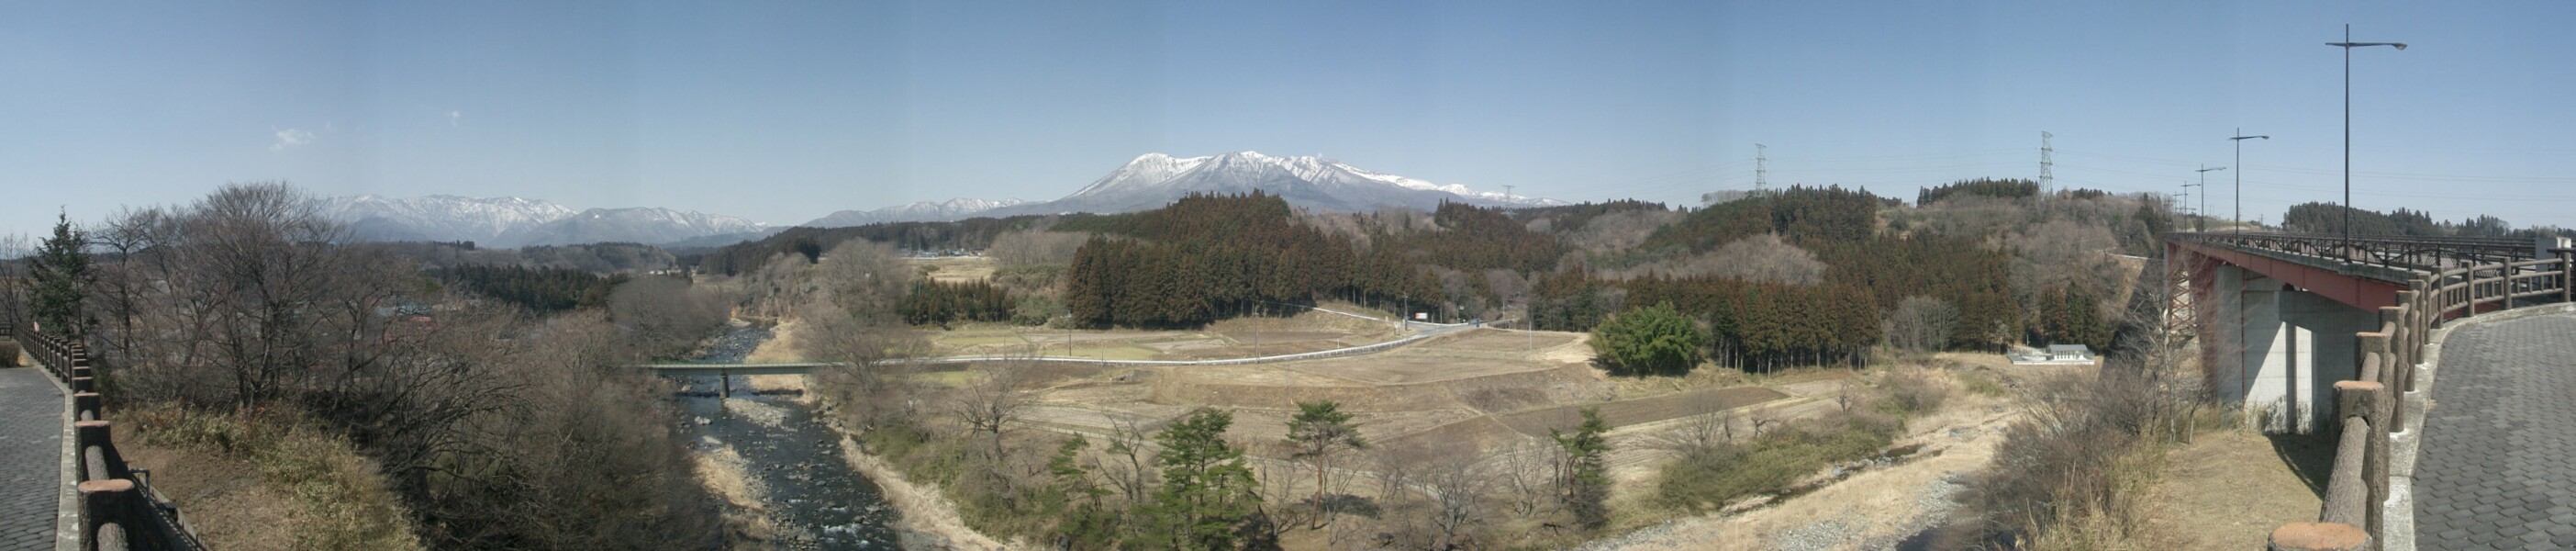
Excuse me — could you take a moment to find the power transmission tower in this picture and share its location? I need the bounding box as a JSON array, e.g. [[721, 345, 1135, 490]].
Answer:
[[1503, 185, 1515, 203], [1755, 143, 1768, 191], [2039, 131, 2055, 196]]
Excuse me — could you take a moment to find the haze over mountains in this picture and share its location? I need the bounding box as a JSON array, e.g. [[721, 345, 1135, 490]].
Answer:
[[329, 152, 1558, 247], [800, 197, 1029, 228], [320, 195, 772, 248]]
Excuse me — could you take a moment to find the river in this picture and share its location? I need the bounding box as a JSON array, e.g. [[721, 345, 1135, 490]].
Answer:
[[674, 323, 902, 550]]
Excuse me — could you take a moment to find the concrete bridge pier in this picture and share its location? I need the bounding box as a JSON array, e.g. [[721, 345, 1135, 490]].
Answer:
[[2210, 264, 2380, 433]]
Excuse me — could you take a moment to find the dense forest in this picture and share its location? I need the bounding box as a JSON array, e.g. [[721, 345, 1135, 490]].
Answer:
[[1062, 192, 1438, 327], [898, 279, 1013, 327], [686, 216, 1062, 276], [429, 264, 627, 314], [1916, 178, 2039, 206]]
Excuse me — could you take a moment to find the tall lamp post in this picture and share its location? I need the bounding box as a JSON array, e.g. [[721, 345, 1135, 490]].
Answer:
[[2193, 165, 2225, 231], [2328, 25, 2406, 253], [2182, 182, 2205, 231], [2229, 129, 2269, 233]]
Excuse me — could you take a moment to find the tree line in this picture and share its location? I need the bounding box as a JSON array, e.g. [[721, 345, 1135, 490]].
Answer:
[[429, 264, 628, 314], [4, 184, 728, 550], [1063, 192, 1439, 327], [898, 279, 1013, 327], [2281, 202, 2574, 240]]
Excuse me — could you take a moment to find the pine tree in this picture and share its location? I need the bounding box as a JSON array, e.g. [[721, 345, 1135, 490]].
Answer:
[[1552, 408, 1611, 530], [1049, 435, 1121, 550], [1136, 409, 1262, 550], [1283, 400, 1365, 528], [28, 211, 91, 337], [1589, 301, 1707, 375]]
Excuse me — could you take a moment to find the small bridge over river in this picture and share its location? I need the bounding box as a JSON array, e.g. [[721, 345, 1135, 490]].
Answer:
[[2164, 231, 2576, 550]]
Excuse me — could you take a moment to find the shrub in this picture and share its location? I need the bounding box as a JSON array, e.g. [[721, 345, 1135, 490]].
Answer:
[[1878, 368, 1950, 414], [127, 405, 427, 551], [1654, 411, 1899, 513], [1960, 371, 2008, 397], [1966, 365, 2188, 544], [1589, 302, 1707, 375]]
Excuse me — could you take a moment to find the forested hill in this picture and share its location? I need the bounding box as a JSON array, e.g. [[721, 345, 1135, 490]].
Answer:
[[686, 181, 2188, 367], [1062, 192, 1430, 327]]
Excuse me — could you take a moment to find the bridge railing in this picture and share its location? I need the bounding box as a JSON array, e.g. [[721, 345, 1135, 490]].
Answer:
[[12, 323, 208, 551], [2166, 231, 2547, 275], [2265, 249, 2575, 550]]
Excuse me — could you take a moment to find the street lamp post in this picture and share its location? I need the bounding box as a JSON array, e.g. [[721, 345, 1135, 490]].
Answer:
[[2328, 25, 2407, 254], [2193, 165, 2225, 231], [2229, 129, 2270, 233], [2182, 182, 2205, 231]]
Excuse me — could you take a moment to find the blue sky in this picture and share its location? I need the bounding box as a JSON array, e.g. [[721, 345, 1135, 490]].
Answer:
[[6, 1, 2574, 237]]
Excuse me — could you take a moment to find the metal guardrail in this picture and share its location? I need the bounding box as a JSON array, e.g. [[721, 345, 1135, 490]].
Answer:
[[14, 324, 208, 551]]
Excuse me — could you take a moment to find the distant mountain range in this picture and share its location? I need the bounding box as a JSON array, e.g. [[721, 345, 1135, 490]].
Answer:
[[320, 195, 773, 248], [325, 152, 1558, 245], [805, 151, 1562, 227], [800, 197, 1029, 228]]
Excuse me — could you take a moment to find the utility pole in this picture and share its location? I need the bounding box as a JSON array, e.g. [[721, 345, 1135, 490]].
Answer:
[[1755, 143, 1768, 191]]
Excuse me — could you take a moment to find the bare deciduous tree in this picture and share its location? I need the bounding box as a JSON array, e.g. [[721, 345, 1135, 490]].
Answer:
[[1886, 296, 1961, 352], [607, 275, 730, 357], [798, 303, 928, 432], [951, 357, 1033, 462], [1614, 233, 1826, 285], [1095, 417, 1161, 507]]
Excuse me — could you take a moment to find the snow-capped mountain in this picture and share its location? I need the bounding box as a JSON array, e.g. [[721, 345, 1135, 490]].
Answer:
[[318, 195, 773, 247], [501, 208, 772, 247], [982, 152, 1562, 217], [802, 197, 1029, 228], [322, 195, 578, 244]]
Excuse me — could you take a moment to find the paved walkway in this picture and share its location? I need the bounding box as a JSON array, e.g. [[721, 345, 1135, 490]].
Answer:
[[2414, 314, 2576, 550], [0, 365, 61, 551]]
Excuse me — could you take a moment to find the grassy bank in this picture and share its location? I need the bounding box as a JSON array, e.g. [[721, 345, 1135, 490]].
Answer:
[[117, 405, 424, 551]]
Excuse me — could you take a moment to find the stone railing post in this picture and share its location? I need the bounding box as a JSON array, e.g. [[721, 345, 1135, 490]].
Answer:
[[74, 421, 127, 481], [73, 392, 101, 422], [2354, 380, 2392, 538], [2561, 255, 2572, 304], [78, 478, 136, 550], [2322, 380, 2387, 532]]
